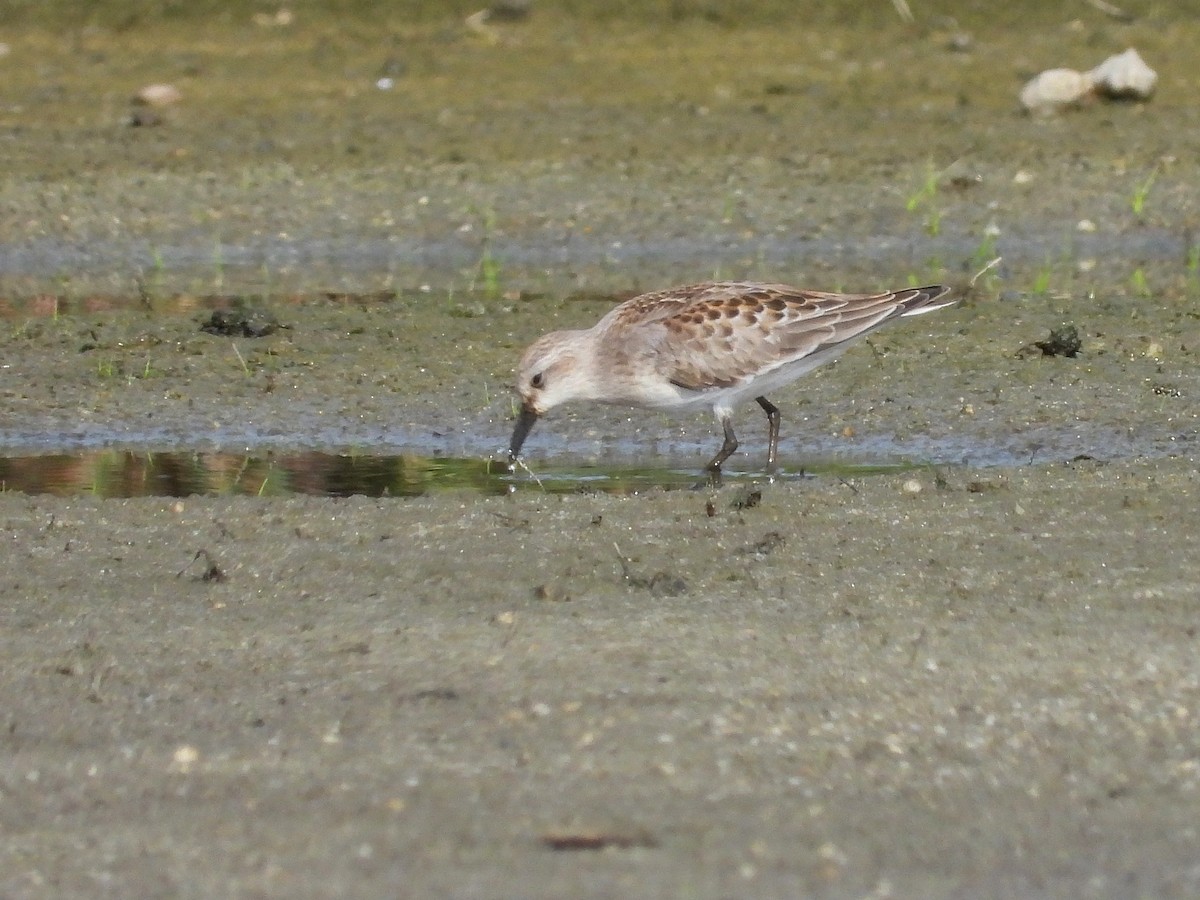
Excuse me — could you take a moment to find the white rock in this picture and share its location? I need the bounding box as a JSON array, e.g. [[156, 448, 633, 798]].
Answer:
[[132, 83, 182, 107], [1089, 48, 1157, 100], [1019, 68, 1093, 115]]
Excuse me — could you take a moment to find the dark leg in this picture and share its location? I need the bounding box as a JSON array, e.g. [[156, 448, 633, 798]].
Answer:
[[756, 396, 780, 470], [705, 414, 739, 473]]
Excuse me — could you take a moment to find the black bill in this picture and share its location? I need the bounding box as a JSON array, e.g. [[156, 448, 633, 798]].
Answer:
[[508, 404, 539, 462]]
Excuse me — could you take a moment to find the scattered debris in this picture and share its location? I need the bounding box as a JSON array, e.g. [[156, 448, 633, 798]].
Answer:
[[741, 531, 785, 556], [397, 688, 460, 703], [1035, 325, 1082, 358], [613, 543, 687, 597], [1017, 325, 1082, 359], [322, 290, 397, 303], [542, 829, 657, 852], [730, 488, 762, 511], [200, 307, 281, 338], [177, 549, 227, 583], [967, 480, 1000, 493], [490, 511, 532, 532], [533, 583, 570, 602]]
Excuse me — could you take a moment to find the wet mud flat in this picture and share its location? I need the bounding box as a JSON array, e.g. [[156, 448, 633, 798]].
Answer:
[[2, 1, 1200, 897], [3, 459, 1200, 898]]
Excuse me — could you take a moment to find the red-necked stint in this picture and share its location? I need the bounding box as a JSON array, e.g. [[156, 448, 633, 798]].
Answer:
[[509, 281, 956, 473]]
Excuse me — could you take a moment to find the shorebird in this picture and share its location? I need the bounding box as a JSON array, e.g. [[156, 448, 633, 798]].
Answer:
[[508, 281, 955, 473]]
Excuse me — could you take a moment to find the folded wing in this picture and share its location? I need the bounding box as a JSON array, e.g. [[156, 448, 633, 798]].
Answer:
[[649, 283, 952, 392]]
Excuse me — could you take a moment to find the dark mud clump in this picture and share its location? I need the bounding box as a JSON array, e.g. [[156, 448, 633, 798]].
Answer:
[[200, 307, 282, 338]]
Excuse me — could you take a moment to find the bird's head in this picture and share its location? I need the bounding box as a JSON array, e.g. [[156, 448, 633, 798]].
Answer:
[[508, 330, 590, 461]]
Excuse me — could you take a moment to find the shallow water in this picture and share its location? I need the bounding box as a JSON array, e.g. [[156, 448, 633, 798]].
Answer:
[[0, 226, 1190, 314], [0, 449, 913, 498]]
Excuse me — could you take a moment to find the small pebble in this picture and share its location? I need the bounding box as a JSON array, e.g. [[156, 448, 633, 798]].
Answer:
[[171, 745, 199, 772], [902, 479, 923, 495], [1019, 68, 1093, 116], [133, 83, 182, 107], [1090, 48, 1156, 100]]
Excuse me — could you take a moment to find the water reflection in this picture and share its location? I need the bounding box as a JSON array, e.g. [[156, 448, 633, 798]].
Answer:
[[0, 451, 500, 498], [0, 450, 905, 498]]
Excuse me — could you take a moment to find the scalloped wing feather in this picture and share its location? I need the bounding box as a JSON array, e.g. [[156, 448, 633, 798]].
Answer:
[[637, 284, 943, 392]]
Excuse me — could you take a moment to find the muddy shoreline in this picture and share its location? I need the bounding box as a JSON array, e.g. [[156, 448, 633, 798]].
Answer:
[[2, 3, 1200, 898], [5, 459, 1200, 898]]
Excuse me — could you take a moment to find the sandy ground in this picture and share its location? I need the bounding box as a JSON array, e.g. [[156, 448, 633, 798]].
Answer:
[[2, 3, 1200, 898], [3, 461, 1200, 898]]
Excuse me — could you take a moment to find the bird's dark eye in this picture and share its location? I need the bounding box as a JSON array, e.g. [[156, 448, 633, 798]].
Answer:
[[530, 372, 545, 389]]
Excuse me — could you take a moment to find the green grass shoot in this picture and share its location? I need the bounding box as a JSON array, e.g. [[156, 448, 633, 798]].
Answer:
[[1130, 167, 1158, 218], [906, 161, 943, 237], [1130, 266, 1150, 297]]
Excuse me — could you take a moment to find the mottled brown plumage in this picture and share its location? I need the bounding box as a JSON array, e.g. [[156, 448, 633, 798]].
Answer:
[[509, 281, 956, 472]]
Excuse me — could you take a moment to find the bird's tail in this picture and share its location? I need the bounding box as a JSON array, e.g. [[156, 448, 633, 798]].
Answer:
[[896, 284, 956, 317]]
